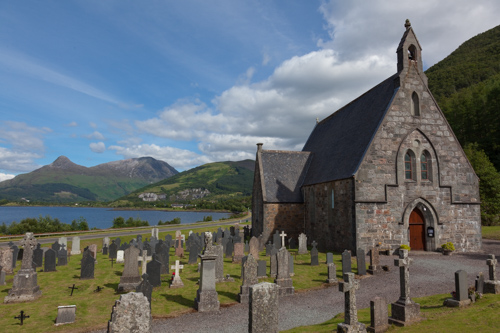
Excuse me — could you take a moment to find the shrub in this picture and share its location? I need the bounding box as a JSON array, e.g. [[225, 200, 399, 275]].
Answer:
[[441, 242, 455, 251], [400, 244, 411, 251]]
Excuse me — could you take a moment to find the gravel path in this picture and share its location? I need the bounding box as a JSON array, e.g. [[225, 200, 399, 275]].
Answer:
[[95, 239, 500, 333]]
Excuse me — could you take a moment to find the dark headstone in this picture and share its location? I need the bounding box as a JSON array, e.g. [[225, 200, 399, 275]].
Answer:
[[342, 250, 352, 275], [146, 255, 162, 287], [476, 273, 485, 294], [51, 241, 61, 252], [102, 244, 108, 256], [189, 244, 199, 265], [368, 297, 389, 332], [257, 260, 267, 278], [10, 245, 19, 269], [455, 270, 468, 301], [114, 237, 121, 248], [109, 241, 118, 259], [143, 242, 152, 256], [310, 241, 319, 266], [80, 250, 95, 280], [58, 245, 68, 266], [357, 248, 366, 276], [33, 244, 43, 268], [326, 252, 334, 264], [273, 230, 280, 250], [136, 273, 153, 306], [156, 242, 170, 274], [265, 241, 273, 256], [225, 239, 234, 258], [44, 248, 57, 272], [288, 238, 297, 250]]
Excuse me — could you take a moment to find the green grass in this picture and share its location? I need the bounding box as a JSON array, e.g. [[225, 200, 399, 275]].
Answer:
[[283, 293, 500, 332], [481, 226, 500, 240], [0, 224, 353, 333]]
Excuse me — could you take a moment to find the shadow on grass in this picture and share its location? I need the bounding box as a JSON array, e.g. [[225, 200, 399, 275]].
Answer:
[[162, 293, 193, 307], [217, 290, 238, 301], [104, 282, 120, 293], [72, 274, 80, 279]]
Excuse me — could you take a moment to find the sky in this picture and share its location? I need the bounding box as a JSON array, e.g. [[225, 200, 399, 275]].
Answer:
[[1, 0, 500, 181]]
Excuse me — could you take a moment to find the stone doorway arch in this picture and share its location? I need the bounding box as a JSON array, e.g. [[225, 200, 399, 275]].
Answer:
[[402, 198, 438, 251]]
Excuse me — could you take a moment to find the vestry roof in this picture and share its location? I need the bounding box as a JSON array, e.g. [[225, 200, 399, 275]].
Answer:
[[302, 74, 398, 186], [261, 150, 311, 203]]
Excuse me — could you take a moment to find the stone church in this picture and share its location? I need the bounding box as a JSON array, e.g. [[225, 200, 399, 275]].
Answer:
[[252, 20, 482, 254]]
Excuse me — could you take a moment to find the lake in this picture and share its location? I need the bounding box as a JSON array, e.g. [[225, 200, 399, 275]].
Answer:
[[0, 206, 232, 229]]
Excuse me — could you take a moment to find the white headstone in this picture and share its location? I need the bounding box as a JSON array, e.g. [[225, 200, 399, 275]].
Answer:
[[116, 250, 125, 263]]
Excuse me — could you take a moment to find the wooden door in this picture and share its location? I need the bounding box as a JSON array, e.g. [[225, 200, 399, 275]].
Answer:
[[409, 209, 425, 251]]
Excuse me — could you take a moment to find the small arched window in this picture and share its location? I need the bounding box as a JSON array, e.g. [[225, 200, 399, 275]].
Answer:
[[404, 151, 414, 180], [411, 92, 420, 116], [421, 150, 432, 181], [408, 45, 417, 61]]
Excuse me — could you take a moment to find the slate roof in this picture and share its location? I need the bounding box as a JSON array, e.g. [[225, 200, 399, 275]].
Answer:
[[301, 74, 399, 186], [261, 150, 312, 203]]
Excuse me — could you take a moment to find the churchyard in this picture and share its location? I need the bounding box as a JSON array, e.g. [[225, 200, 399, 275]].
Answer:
[[0, 225, 358, 332]]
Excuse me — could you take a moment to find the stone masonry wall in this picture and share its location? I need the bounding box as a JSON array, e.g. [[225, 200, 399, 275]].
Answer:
[[354, 61, 481, 253], [303, 179, 355, 253], [251, 158, 264, 238], [262, 203, 304, 245]]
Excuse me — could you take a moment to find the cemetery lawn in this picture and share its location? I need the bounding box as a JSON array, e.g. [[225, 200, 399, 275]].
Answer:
[[481, 226, 500, 240], [0, 225, 354, 333], [283, 292, 500, 332]]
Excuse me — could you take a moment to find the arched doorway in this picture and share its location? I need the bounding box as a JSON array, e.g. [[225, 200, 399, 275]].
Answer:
[[409, 208, 425, 250]]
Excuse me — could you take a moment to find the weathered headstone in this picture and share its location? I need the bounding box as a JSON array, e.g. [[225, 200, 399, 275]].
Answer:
[[367, 247, 381, 275], [138, 251, 152, 276], [327, 262, 338, 284], [80, 249, 95, 280], [326, 252, 334, 264], [249, 282, 279, 333], [257, 260, 267, 278], [58, 237, 68, 249], [151, 227, 159, 239], [298, 233, 308, 254], [136, 273, 153, 306], [44, 248, 57, 272], [108, 292, 152, 333], [10, 244, 19, 270], [146, 254, 162, 287], [175, 233, 184, 258], [265, 241, 273, 256], [102, 237, 110, 249], [71, 236, 81, 255], [238, 254, 258, 303], [55, 305, 76, 326], [143, 242, 152, 256], [275, 247, 294, 296], [270, 248, 278, 278], [194, 252, 220, 312], [116, 250, 125, 263], [288, 237, 297, 250], [4, 232, 42, 303], [225, 239, 234, 258], [388, 249, 420, 326], [337, 272, 366, 332], [0, 247, 14, 274], [310, 241, 319, 266], [114, 237, 121, 248], [249, 236, 260, 259], [357, 248, 366, 276], [88, 244, 97, 261], [233, 242, 245, 263], [188, 243, 200, 265], [288, 251, 294, 277], [52, 241, 61, 252], [58, 244, 68, 266], [244, 241, 249, 254], [170, 260, 184, 288], [33, 244, 43, 267], [102, 244, 108, 256], [445, 270, 471, 307], [118, 247, 141, 292], [0, 266, 6, 285], [367, 297, 389, 333], [156, 242, 170, 274], [273, 230, 280, 250], [109, 241, 118, 259], [476, 273, 485, 294], [342, 250, 352, 276], [485, 254, 500, 294]]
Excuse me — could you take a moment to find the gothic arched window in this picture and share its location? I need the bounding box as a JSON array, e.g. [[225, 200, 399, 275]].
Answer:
[[421, 150, 432, 181], [404, 151, 415, 180]]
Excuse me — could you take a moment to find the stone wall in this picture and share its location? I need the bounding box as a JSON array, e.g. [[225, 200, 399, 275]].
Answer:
[[354, 61, 481, 253], [251, 158, 264, 238], [303, 179, 355, 253], [261, 203, 304, 244]]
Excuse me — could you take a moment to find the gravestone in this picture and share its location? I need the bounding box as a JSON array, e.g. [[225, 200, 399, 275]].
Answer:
[[80, 250, 95, 280], [298, 233, 308, 254], [116, 250, 125, 263], [165, 234, 173, 246], [0, 266, 6, 285], [238, 254, 258, 303], [58, 244, 68, 266], [249, 236, 260, 259], [327, 262, 338, 284], [149, 237, 158, 255], [109, 241, 118, 259], [233, 242, 245, 263], [245, 241, 249, 254], [33, 244, 43, 267], [342, 250, 352, 276], [4, 232, 42, 303], [367, 247, 381, 275], [265, 241, 273, 256], [288, 237, 297, 250], [118, 247, 141, 292], [71, 236, 81, 255], [445, 270, 471, 307], [143, 242, 152, 256], [485, 254, 500, 294], [270, 248, 278, 278], [44, 248, 57, 272], [55, 305, 77, 326], [225, 239, 234, 258], [0, 247, 14, 274], [388, 249, 420, 326], [194, 252, 220, 312], [102, 237, 110, 249], [156, 242, 170, 274], [275, 247, 294, 296], [188, 244, 200, 265], [108, 292, 152, 333], [52, 241, 61, 252], [170, 260, 184, 288], [257, 260, 267, 278], [215, 244, 224, 282], [357, 248, 366, 276], [249, 282, 279, 333], [476, 273, 485, 294], [337, 272, 366, 332], [146, 255, 162, 287], [288, 252, 294, 277], [273, 230, 280, 250], [310, 241, 319, 266], [114, 237, 121, 248], [279, 231, 287, 248], [10, 244, 19, 270], [136, 273, 153, 306], [151, 227, 159, 239], [102, 244, 108, 256], [88, 244, 97, 261], [367, 297, 389, 333], [138, 251, 152, 276], [175, 234, 184, 258], [327, 252, 334, 264]]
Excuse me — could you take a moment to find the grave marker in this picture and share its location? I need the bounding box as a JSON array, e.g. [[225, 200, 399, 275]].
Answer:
[[170, 260, 184, 288], [80, 250, 95, 280], [238, 254, 258, 303], [357, 248, 366, 276], [71, 236, 81, 255], [118, 247, 141, 292], [337, 272, 366, 332], [44, 248, 57, 272], [55, 305, 76, 326], [14, 310, 29, 326], [367, 297, 389, 333], [485, 254, 500, 294], [108, 292, 151, 333], [298, 233, 308, 254], [310, 241, 319, 266], [194, 252, 220, 312], [249, 282, 279, 333]]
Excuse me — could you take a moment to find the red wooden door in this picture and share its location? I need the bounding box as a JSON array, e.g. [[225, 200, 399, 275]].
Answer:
[[409, 209, 425, 251]]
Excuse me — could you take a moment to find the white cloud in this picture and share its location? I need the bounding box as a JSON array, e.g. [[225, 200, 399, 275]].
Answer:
[[89, 142, 106, 153], [65, 121, 78, 127], [84, 131, 106, 141], [89, 122, 98, 129], [0, 173, 15, 182]]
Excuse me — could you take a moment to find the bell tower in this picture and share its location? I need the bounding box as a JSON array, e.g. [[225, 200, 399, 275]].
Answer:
[[396, 19, 427, 86]]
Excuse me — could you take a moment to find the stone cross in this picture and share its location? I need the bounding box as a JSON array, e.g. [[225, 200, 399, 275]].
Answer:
[[20, 233, 37, 270], [395, 249, 413, 304], [279, 231, 287, 248], [14, 310, 30, 326], [339, 272, 360, 326], [171, 260, 184, 279], [170, 260, 184, 288], [487, 254, 497, 281], [137, 252, 152, 275]]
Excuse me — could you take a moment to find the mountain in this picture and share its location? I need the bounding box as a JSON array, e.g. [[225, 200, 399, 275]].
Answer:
[[426, 24, 500, 169], [113, 160, 255, 207], [0, 156, 178, 202]]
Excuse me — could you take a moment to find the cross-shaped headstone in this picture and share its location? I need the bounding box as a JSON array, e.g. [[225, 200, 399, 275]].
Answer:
[[20, 232, 37, 270], [68, 284, 78, 296], [311, 240, 318, 249], [94, 286, 103, 293], [137, 252, 152, 275], [14, 310, 29, 326], [171, 260, 184, 277], [339, 272, 360, 325], [279, 231, 287, 248], [487, 254, 497, 281], [394, 249, 413, 304]]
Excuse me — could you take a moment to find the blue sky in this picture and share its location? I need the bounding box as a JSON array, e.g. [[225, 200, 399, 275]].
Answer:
[[1, 0, 500, 180]]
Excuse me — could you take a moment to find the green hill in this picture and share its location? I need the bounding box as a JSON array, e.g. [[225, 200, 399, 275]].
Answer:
[[426, 24, 500, 169], [113, 160, 255, 210]]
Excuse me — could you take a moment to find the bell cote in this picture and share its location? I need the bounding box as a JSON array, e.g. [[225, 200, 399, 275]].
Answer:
[[396, 19, 427, 86]]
